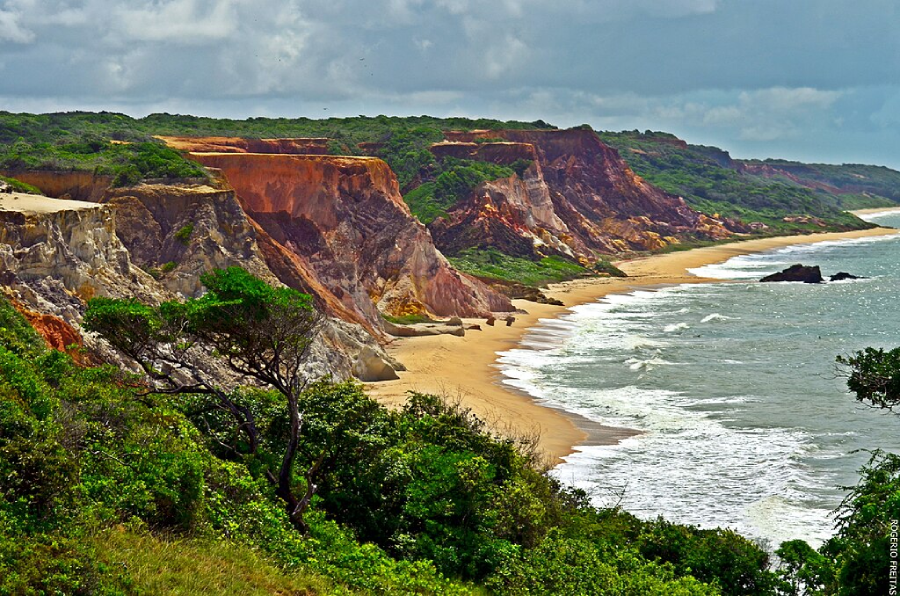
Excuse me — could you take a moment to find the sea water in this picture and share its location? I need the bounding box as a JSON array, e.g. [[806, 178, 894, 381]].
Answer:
[[498, 210, 900, 549]]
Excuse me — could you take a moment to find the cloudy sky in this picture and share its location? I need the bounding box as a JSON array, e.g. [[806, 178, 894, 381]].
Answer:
[[1, 0, 899, 167]]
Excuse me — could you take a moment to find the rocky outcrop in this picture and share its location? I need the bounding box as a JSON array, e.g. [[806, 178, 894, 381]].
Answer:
[[430, 129, 732, 260], [0, 184, 402, 382], [382, 319, 466, 338], [0, 193, 159, 305], [760, 264, 823, 283], [830, 272, 861, 281], [188, 152, 512, 326], [430, 141, 537, 165], [351, 346, 400, 382], [103, 181, 281, 298]]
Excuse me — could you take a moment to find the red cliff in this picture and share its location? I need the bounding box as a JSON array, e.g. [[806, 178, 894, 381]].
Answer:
[[432, 129, 731, 257], [189, 152, 511, 323]]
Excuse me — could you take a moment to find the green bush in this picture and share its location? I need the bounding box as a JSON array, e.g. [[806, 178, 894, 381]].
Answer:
[[174, 223, 194, 245], [449, 247, 587, 285]]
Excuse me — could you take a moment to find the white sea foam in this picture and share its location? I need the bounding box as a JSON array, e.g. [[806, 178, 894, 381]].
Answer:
[[625, 356, 677, 371], [496, 232, 900, 550], [701, 313, 733, 323], [859, 209, 900, 222]]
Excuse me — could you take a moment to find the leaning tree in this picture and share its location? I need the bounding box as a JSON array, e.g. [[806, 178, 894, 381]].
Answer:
[[836, 346, 900, 410], [84, 267, 322, 529]]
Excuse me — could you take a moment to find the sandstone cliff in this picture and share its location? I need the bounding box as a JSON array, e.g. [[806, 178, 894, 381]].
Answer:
[[158, 136, 331, 155], [188, 152, 512, 323], [0, 184, 402, 382], [431, 129, 731, 258], [0, 192, 158, 305]]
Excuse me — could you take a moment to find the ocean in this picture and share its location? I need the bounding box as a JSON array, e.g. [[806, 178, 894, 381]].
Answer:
[[498, 211, 900, 550]]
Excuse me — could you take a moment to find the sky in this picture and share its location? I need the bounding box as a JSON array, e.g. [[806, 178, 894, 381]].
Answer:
[[1, 0, 899, 168]]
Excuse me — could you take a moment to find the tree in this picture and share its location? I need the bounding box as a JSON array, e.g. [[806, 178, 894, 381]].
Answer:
[[820, 450, 900, 595], [84, 267, 322, 530], [836, 346, 900, 409]]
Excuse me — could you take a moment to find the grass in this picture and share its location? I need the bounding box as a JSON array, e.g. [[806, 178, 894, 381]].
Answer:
[[174, 223, 194, 245], [382, 313, 438, 325], [449, 248, 588, 286], [92, 529, 340, 596], [0, 174, 41, 194]]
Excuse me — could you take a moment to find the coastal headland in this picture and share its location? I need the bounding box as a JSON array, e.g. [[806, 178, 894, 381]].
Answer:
[[366, 223, 899, 462]]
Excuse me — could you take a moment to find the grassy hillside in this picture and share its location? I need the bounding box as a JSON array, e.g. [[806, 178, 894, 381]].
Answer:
[[597, 130, 891, 232], [739, 158, 900, 207]]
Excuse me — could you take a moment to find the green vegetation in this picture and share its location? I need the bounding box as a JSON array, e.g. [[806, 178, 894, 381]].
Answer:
[[1, 270, 796, 594], [4, 269, 899, 594], [763, 345, 900, 595], [382, 313, 439, 325], [597, 130, 879, 232], [404, 158, 517, 224], [593, 258, 627, 277], [174, 222, 195, 245], [744, 158, 900, 204], [449, 247, 589, 285], [0, 111, 552, 198], [0, 174, 41, 194], [160, 261, 177, 273], [0, 112, 210, 187], [836, 346, 900, 409], [91, 529, 334, 595]]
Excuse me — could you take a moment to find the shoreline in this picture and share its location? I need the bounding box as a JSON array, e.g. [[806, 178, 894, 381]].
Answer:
[[365, 222, 899, 462]]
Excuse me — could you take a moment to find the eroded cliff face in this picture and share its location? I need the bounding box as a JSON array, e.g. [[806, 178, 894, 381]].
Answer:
[[158, 136, 330, 155], [433, 129, 732, 257], [0, 182, 402, 382], [189, 152, 512, 320], [0, 193, 157, 304], [5, 170, 113, 202], [103, 182, 281, 298]]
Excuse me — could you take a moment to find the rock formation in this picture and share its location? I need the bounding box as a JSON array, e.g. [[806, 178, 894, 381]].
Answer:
[[0, 184, 402, 382], [0, 192, 159, 308], [830, 272, 861, 281], [760, 264, 824, 283], [187, 151, 512, 326], [158, 136, 331, 155], [429, 129, 732, 261]]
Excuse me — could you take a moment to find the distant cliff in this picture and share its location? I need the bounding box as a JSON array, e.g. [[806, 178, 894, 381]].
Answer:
[[598, 130, 886, 229], [429, 129, 732, 260]]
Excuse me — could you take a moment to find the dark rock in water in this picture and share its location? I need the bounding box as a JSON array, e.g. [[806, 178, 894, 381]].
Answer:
[[830, 272, 861, 282], [760, 264, 823, 284]]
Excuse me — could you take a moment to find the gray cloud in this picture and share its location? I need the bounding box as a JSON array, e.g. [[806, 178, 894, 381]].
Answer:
[[0, 0, 898, 167]]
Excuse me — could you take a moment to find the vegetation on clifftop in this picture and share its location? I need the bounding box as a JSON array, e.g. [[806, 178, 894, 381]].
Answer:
[[598, 130, 885, 233]]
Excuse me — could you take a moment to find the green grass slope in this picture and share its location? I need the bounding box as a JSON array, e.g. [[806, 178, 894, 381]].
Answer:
[[598, 130, 887, 232]]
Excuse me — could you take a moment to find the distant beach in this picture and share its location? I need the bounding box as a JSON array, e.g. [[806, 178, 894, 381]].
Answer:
[[366, 221, 899, 462]]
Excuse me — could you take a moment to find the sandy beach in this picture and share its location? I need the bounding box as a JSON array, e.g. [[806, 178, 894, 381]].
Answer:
[[366, 223, 899, 462]]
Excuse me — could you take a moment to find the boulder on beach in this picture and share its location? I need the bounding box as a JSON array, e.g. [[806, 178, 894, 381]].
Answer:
[[352, 346, 400, 382], [760, 264, 823, 284]]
